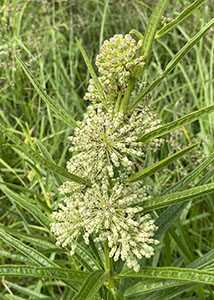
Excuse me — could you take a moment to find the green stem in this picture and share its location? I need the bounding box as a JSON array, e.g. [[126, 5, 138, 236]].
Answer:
[[114, 91, 122, 113], [119, 77, 136, 112], [104, 242, 115, 291]]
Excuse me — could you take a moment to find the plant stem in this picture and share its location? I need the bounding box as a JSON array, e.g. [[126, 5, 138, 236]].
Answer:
[[104, 241, 115, 291], [114, 91, 122, 113], [119, 77, 136, 112]]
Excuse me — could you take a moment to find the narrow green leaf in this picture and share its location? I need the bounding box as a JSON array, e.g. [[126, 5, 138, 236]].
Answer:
[[155, 151, 214, 237], [124, 279, 184, 297], [0, 124, 91, 187], [124, 248, 214, 298], [99, 0, 110, 48], [155, 202, 188, 239], [118, 267, 214, 285], [144, 284, 195, 300], [164, 151, 214, 195], [4, 280, 54, 300], [112, 291, 125, 300], [138, 104, 214, 143], [129, 29, 144, 40], [156, 0, 206, 38], [15, 55, 77, 129], [0, 229, 55, 267], [0, 181, 51, 214], [130, 19, 214, 110], [0, 250, 34, 264], [0, 265, 89, 282], [128, 143, 198, 183], [0, 186, 50, 228], [76, 39, 106, 102], [2, 295, 27, 300], [72, 270, 109, 300], [0, 226, 54, 249], [141, 0, 169, 60], [75, 243, 103, 271], [136, 183, 214, 212]]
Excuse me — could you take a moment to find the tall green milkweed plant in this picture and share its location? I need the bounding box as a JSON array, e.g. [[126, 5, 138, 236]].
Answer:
[[0, 0, 214, 299]]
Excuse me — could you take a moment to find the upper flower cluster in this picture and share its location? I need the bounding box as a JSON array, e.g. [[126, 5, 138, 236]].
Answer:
[[84, 34, 145, 104]]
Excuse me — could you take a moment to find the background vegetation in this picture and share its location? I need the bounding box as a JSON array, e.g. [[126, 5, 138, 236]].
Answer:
[[0, 0, 213, 299]]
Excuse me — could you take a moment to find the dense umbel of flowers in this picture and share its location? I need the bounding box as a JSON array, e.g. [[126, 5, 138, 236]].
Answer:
[[51, 181, 159, 272], [84, 34, 145, 104], [66, 103, 161, 183]]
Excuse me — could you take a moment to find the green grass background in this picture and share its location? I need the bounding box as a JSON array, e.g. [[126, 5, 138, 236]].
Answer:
[[0, 0, 213, 299]]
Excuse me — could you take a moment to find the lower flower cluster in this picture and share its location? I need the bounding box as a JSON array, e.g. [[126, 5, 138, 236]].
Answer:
[[51, 180, 159, 272]]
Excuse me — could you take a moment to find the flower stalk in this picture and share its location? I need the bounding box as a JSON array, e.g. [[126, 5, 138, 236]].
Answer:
[[104, 242, 116, 292]]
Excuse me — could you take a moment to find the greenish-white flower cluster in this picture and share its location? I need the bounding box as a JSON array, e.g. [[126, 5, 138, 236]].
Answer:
[[66, 103, 161, 183], [51, 181, 159, 272], [84, 34, 145, 104], [51, 31, 161, 272]]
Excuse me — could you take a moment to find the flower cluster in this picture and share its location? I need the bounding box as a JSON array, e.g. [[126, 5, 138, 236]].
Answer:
[[84, 34, 145, 104], [51, 181, 159, 272], [66, 103, 161, 183]]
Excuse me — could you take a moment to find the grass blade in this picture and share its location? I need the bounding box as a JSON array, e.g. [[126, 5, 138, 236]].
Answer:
[[72, 270, 109, 300], [76, 39, 106, 102], [130, 18, 214, 110], [156, 0, 206, 38], [15, 55, 77, 129], [127, 143, 198, 183], [118, 267, 214, 285], [136, 183, 214, 212], [137, 104, 214, 143]]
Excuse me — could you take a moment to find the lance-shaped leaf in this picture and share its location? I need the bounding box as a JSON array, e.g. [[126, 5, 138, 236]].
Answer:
[[3, 280, 54, 300], [0, 229, 56, 268], [155, 0, 206, 39], [129, 18, 214, 110], [0, 186, 50, 228], [155, 151, 214, 238], [0, 229, 80, 291], [127, 143, 198, 183], [124, 248, 214, 298], [140, 0, 169, 61], [137, 104, 214, 143], [0, 265, 89, 282], [72, 270, 109, 300], [15, 55, 77, 129], [0, 123, 91, 187], [124, 279, 185, 298], [75, 244, 103, 272], [135, 183, 214, 212], [118, 267, 214, 285]]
